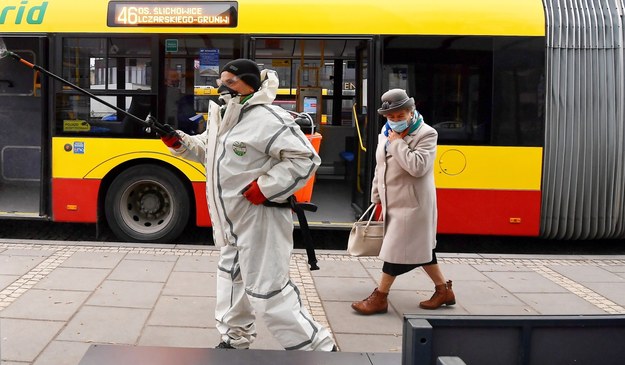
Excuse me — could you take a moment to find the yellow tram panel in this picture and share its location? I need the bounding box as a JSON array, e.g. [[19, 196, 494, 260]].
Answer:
[[52, 137, 206, 181], [434, 146, 543, 191], [0, 0, 545, 37]]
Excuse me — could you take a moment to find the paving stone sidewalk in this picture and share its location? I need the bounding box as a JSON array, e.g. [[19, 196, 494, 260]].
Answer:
[[1, 239, 625, 365]]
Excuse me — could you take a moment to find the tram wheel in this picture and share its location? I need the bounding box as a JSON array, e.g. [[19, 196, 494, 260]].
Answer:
[[104, 164, 191, 243]]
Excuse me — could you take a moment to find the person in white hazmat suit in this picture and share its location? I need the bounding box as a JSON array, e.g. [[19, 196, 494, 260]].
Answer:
[[160, 59, 336, 351]]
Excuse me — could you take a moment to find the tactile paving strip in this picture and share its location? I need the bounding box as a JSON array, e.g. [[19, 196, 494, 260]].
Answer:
[[2, 242, 625, 319], [0, 242, 328, 330]]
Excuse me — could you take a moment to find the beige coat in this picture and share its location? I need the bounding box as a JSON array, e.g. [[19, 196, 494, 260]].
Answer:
[[371, 122, 438, 264]]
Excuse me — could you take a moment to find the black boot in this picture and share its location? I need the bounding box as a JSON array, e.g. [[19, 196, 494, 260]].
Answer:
[[215, 341, 236, 349]]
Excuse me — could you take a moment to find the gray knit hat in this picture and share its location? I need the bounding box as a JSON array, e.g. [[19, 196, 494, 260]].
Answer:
[[377, 89, 415, 115]]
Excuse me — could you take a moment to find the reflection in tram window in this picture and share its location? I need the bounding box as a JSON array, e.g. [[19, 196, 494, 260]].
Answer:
[[382, 36, 544, 146]]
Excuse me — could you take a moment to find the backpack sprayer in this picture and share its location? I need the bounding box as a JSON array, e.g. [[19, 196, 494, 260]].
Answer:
[[288, 110, 316, 135]]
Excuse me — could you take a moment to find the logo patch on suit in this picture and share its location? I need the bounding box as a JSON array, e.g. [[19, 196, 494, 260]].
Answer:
[[232, 141, 247, 156]]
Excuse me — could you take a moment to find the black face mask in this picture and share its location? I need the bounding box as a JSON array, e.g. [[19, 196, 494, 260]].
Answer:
[[217, 84, 237, 105], [218, 84, 238, 97]]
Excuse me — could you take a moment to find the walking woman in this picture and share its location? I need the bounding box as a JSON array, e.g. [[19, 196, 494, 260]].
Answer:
[[351, 89, 455, 314]]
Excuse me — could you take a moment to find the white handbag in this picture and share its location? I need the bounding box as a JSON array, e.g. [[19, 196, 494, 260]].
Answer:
[[347, 204, 384, 256]]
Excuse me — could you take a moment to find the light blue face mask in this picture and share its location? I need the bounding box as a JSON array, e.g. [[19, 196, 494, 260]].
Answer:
[[387, 119, 409, 132]]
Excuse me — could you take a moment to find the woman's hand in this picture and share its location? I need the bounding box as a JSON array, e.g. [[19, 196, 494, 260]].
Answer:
[[374, 203, 383, 221], [387, 129, 402, 143]]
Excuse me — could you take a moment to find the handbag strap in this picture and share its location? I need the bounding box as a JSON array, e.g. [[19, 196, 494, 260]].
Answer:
[[358, 203, 377, 229]]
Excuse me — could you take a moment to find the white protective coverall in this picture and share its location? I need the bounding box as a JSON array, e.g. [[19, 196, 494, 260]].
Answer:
[[168, 70, 335, 351]]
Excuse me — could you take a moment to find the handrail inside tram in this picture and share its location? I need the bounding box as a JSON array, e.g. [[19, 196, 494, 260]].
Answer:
[[352, 104, 367, 153], [352, 104, 367, 194]]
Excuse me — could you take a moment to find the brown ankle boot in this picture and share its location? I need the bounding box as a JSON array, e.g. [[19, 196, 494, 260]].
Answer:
[[351, 288, 388, 315], [419, 280, 456, 310]]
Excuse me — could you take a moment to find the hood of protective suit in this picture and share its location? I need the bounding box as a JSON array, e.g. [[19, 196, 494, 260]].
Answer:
[[216, 69, 279, 134], [243, 69, 278, 107], [220, 69, 278, 109]]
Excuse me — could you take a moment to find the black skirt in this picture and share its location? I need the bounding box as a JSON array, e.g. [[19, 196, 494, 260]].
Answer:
[[382, 250, 437, 276]]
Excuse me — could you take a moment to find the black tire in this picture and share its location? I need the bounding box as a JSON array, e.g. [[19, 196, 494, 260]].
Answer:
[[104, 164, 191, 243]]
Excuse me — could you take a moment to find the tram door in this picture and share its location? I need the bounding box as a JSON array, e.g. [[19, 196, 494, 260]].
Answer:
[[251, 37, 372, 227], [0, 37, 44, 218], [351, 41, 373, 216]]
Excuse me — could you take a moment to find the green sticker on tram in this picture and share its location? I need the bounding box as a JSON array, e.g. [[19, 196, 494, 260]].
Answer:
[[165, 39, 178, 52]]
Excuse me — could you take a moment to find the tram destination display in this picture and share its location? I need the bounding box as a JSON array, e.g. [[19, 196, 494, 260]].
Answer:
[[107, 1, 238, 27]]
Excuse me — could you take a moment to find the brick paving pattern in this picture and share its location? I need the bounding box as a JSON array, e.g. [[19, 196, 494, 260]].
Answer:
[[1, 239, 625, 364]]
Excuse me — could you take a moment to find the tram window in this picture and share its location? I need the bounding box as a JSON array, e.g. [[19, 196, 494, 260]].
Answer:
[[163, 35, 239, 135], [54, 93, 156, 136], [256, 56, 357, 126], [62, 37, 152, 91], [0, 49, 36, 96], [426, 63, 488, 144], [167, 35, 240, 88], [259, 59, 292, 90], [55, 36, 155, 137], [492, 37, 544, 146], [255, 39, 360, 126], [383, 36, 492, 145], [382, 35, 544, 146]]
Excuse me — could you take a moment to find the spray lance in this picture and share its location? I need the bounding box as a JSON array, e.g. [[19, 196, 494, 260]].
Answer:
[[2, 40, 320, 268], [0, 37, 179, 140]]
